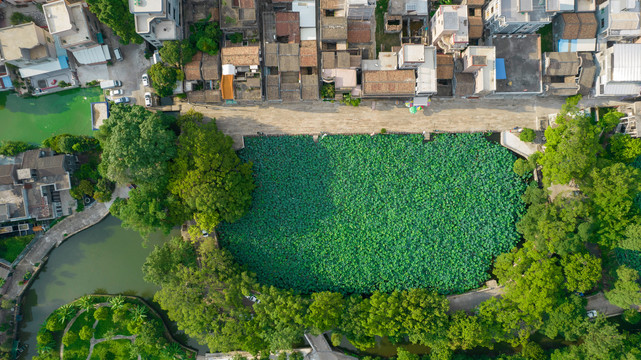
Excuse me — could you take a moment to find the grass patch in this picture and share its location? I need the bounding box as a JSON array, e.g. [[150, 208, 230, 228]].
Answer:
[[219, 134, 526, 294], [0, 235, 33, 262], [537, 23, 553, 53], [375, 0, 400, 55]]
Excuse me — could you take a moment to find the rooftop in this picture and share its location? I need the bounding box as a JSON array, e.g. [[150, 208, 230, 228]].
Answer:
[[0, 22, 50, 62], [202, 53, 221, 80], [129, 0, 164, 13], [611, 44, 641, 82], [321, 68, 357, 89], [347, 20, 371, 44], [42, 0, 73, 34], [276, 12, 301, 43], [321, 0, 345, 10], [388, 0, 428, 15], [437, 54, 454, 79], [279, 43, 300, 72], [362, 69, 415, 97], [416, 46, 438, 94], [557, 12, 598, 39], [544, 51, 580, 76], [184, 51, 203, 81], [300, 40, 318, 67], [221, 46, 260, 66], [321, 16, 348, 41], [493, 34, 542, 93], [301, 74, 319, 99]]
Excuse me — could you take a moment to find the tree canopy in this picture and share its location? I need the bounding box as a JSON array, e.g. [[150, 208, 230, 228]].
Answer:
[[168, 110, 255, 232], [86, 0, 142, 44], [96, 104, 177, 185], [148, 63, 183, 98], [539, 95, 601, 185]]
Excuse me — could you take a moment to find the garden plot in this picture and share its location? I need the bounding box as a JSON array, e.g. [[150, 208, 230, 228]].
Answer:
[[218, 134, 526, 294]]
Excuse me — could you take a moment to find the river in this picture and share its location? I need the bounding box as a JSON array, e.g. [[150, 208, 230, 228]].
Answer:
[[18, 215, 206, 359]]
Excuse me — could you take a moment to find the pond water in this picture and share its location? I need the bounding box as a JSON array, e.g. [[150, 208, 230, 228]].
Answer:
[[0, 88, 102, 144], [18, 215, 207, 359]]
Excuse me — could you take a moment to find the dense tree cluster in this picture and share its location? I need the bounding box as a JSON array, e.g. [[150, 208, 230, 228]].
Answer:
[[100, 108, 253, 236], [85, 0, 143, 44]]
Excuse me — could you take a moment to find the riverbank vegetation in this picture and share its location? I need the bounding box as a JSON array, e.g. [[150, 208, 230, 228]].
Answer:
[[33, 294, 195, 360]]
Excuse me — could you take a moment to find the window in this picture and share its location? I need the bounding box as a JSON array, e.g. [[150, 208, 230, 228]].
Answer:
[[168, 2, 171, 15], [601, 18, 605, 28]]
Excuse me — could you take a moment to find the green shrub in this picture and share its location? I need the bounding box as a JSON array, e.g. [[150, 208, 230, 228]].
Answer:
[[519, 128, 536, 142], [624, 309, 641, 324], [94, 307, 109, 321], [230, 32, 244, 43], [331, 332, 342, 347], [62, 331, 78, 347], [219, 134, 525, 293], [321, 83, 335, 99], [79, 325, 94, 341], [513, 158, 534, 178], [10, 12, 33, 25], [0, 141, 36, 156]]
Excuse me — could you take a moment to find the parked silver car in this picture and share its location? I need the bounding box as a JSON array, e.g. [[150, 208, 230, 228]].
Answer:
[[144, 92, 152, 107], [114, 97, 130, 104]]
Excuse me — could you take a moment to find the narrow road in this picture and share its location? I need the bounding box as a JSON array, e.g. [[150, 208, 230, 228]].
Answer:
[[185, 97, 623, 148]]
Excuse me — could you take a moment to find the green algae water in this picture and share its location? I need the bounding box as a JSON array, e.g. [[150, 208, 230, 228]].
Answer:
[[0, 88, 102, 144], [17, 216, 192, 359]]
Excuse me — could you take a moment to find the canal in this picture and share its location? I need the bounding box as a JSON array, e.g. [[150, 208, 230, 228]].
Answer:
[[0, 88, 101, 144], [18, 215, 206, 359]]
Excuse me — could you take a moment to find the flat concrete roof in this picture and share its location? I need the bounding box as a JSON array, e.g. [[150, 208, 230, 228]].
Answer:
[[43, 0, 73, 34], [0, 22, 48, 61], [493, 34, 542, 93], [129, 0, 164, 14]]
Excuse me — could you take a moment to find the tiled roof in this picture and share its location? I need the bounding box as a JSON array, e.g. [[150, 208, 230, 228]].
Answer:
[[468, 16, 483, 39], [362, 70, 415, 96], [265, 43, 279, 67], [437, 54, 454, 79], [347, 20, 371, 43], [300, 40, 318, 67], [301, 74, 319, 100], [279, 43, 300, 72], [221, 46, 260, 66], [276, 12, 301, 43], [545, 52, 580, 76], [560, 12, 597, 39], [184, 52, 203, 81]]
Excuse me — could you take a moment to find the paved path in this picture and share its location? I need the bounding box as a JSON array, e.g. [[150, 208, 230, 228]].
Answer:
[[304, 334, 357, 360], [586, 292, 626, 317], [87, 335, 139, 360], [447, 285, 505, 313], [186, 97, 623, 148]]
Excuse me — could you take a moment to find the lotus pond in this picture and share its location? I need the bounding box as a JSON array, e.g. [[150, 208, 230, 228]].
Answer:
[[218, 134, 526, 294]]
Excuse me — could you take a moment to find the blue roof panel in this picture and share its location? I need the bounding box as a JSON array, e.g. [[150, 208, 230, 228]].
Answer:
[[496, 58, 507, 80]]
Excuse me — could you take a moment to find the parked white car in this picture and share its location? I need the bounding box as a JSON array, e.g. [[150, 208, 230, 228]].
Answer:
[[142, 73, 150, 87], [144, 92, 152, 107], [110, 89, 123, 96], [587, 310, 598, 319]]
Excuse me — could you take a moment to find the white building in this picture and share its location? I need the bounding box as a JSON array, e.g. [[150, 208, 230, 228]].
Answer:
[[415, 46, 437, 96], [595, 0, 641, 42], [43, 0, 111, 65], [462, 46, 496, 95], [483, 0, 554, 34], [430, 5, 469, 54], [595, 44, 641, 97], [129, 0, 181, 48], [398, 44, 425, 69]]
